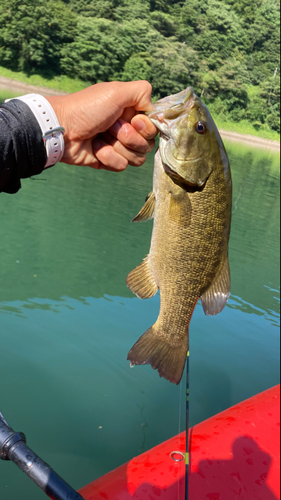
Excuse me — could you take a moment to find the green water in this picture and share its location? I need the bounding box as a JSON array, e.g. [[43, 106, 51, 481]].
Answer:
[[0, 99, 280, 499]]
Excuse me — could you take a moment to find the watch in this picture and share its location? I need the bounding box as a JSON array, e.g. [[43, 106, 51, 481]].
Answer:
[[5, 93, 65, 169]]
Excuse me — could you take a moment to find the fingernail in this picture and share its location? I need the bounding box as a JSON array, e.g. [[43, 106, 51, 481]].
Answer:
[[133, 119, 146, 132]]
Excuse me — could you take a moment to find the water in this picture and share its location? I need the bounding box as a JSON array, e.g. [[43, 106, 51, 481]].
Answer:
[[0, 93, 280, 499]]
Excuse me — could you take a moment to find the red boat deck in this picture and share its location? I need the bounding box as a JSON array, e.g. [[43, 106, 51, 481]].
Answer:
[[79, 385, 280, 500]]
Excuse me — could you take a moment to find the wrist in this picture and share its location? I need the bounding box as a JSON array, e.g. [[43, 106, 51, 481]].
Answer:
[[6, 94, 65, 168], [45, 96, 69, 143], [45, 96, 64, 127]]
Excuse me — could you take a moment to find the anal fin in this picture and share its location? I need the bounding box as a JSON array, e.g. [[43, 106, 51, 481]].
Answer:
[[126, 256, 158, 299], [201, 254, 231, 316], [132, 192, 155, 222]]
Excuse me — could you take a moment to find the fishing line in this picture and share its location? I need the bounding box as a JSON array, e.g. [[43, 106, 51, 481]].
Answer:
[[177, 374, 183, 500], [178, 374, 183, 437], [185, 351, 190, 500]]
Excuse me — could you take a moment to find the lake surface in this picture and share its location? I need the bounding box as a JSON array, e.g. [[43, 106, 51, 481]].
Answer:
[[0, 91, 280, 499]]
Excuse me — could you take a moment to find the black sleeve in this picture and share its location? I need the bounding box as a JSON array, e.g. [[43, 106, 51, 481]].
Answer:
[[0, 99, 47, 194]]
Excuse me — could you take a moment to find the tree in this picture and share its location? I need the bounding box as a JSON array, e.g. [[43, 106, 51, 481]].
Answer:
[[121, 52, 153, 82], [150, 39, 199, 97], [61, 16, 162, 83], [0, 0, 279, 133], [0, 0, 77, 73], [200, 59, 249, 120]]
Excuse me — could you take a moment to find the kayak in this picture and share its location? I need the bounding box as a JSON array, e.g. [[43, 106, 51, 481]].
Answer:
[[79, 385, 280, 500]]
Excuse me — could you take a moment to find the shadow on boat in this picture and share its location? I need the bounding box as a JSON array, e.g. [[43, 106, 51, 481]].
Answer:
[[125, 436, 278, 500], [79, 434, 279, 499]]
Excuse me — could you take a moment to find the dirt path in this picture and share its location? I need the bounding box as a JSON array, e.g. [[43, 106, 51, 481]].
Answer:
[[219, 129, 280, 151], [1, 75, 280, 151], [0, 76, 67, 96]]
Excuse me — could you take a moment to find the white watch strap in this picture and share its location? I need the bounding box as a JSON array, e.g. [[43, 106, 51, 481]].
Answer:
[[5, 93, 65, 168]]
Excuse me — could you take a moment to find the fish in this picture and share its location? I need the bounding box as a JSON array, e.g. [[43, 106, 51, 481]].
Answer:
[[126, 87, 232, 385]]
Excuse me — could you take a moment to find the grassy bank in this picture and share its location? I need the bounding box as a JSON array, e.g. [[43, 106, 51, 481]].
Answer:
[[211, 115, 280, 143], [0, 65, 88, 94], [0, 65, 280, 143]]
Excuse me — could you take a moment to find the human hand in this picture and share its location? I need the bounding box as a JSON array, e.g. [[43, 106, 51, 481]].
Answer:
[[46, 81, 158, 171]]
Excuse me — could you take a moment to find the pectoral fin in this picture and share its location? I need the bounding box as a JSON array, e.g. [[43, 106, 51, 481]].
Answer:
[[132, 192, 155, 222], [201, 254, 230, 316], [126, 256, 158, 299], [169, 191, 192, 225]]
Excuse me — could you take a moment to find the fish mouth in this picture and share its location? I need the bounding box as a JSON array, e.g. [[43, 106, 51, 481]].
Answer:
[[146, 87, 196, 125], [147, 87, 194, 112]]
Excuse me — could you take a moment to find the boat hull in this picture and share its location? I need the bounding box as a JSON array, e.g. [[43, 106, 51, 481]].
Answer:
[[79, 385, 280, 500]]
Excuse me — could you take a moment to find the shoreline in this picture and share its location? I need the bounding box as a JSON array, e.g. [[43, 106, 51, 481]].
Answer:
[[0, 75, 67, 97], [219, 129, 280, 151], [1, 75, 280, 151]]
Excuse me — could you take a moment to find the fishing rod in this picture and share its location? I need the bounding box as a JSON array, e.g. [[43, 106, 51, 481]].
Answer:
[[0, 410, 85, 500], [185, 351, 190, 500]]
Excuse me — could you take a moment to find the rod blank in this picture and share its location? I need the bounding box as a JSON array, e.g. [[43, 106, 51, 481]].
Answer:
[[0, 413, 84, 500]]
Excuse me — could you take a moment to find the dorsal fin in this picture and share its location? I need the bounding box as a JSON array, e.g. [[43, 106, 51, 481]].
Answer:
[[132, 192, 156, 222], [126, 256, 158, 299], [201, 254, 230, 316]]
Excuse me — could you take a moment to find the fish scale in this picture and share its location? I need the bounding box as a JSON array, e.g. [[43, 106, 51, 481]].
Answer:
[[126, 87, 232, 385]]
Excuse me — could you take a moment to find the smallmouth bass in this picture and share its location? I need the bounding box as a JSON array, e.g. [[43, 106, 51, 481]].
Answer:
[[126, 87, 232, 385]]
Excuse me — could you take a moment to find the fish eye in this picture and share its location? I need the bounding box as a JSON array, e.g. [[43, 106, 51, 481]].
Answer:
[[195, 122, 207, 134]]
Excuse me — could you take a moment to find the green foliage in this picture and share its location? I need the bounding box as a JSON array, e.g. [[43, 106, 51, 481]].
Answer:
[[121, 52, 152, 82], [61, 17, 119, 82], [199, 59, 250, 121], [150, 40, 199, 97], [0, 0, 77, 73], [150, 11, 177, 37], [61, 16, 162, 82], [67, 0, 116, 18], [0, 0, 280, 134]]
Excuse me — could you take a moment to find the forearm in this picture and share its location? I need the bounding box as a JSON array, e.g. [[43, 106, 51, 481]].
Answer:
[[0, 99, 46, 194]]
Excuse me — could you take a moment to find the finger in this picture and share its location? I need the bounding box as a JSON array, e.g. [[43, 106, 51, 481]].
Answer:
[[113, 81, 155, 112], [62, 138, 101, 169], [101, 132, 147, 167], [92, 138, 128, 171], [131, 114, 159, 140], [121, 107, 137, 123], [108, 118, 155, 154]]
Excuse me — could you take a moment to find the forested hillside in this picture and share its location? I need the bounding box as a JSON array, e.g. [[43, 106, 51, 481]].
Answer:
[[0, 0, 280, 132]]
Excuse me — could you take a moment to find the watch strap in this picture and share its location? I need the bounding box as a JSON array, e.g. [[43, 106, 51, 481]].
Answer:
[[5, 94, 65, 168]]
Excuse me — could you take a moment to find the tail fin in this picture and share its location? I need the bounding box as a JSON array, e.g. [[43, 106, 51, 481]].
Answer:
[[127, 326, 188, 385]]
